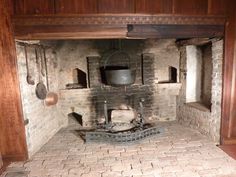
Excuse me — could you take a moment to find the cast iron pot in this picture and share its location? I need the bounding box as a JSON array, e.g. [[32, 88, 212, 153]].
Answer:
[[104, 51, 136, 86], [105, 66, 136, 86]]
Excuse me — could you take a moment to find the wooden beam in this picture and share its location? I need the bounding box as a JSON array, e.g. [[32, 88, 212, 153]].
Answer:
[[127, 24, 224, 39], [176, 38, 222, 46], [13, 14, 226, 26], [13, 15, 226, 40], [14, 25, 127, 40]]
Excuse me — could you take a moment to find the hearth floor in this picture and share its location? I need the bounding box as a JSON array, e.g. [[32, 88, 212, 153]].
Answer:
[[2, 121, 236, 177]]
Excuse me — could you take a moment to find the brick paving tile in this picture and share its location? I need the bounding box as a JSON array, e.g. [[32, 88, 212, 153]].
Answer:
[[2, 122, 236, 177]]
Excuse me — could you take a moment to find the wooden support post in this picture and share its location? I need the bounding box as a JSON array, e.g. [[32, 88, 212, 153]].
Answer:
[[0, 0, 28, 162]]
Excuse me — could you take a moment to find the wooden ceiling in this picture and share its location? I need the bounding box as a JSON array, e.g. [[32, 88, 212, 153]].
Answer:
[[13, 0, 226, 16], [12, 0, 227, 40]]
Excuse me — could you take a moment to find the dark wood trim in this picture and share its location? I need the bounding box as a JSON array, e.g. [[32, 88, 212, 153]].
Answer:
[[221, 137, 236, 145], [2, 154, 28, 162], [127, 24, 224, 39], [13, 14, 226, 26], [13, 14, 226, 40], [14, 25, 127, 40]]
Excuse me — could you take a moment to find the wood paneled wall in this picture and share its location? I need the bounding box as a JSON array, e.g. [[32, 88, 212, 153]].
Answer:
[[13, 0, 227, 15], [55, 0, 97, 14], [14, 0, 55, 15], [173, 0, 208, 15], [221, 0, 236, 144], [208, 0, 227, 15], [0, 0, 28, 161], [98, 0, 135, 13], [136, 0, 173, 14]]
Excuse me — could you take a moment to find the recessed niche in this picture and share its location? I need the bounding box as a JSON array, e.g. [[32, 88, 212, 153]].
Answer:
[[158, 66, 178, 83], [68, 112, 83, 126], [66, 68, 87, 89], [186, 42, 212, 110]]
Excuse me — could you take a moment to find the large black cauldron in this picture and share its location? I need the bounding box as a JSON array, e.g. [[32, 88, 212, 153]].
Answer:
[[103, 51, 136, 86]]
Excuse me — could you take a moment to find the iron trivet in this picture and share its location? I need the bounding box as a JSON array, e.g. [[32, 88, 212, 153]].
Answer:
[[85, 123, 164, 143]]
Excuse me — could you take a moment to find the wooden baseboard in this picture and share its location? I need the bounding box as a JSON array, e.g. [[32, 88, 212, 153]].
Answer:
[[0, 154, 28, 175], [0, 159, 11, 176], [221, 137, 236, 145]]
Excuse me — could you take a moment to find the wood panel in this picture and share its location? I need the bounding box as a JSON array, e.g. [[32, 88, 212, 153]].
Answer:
[[230, 41, 236, 137], [228, 7, 236, 137], [0, 0, 28, 161], [219, 145, 236, 160], [14, 25, 127, 40], [135, 0, 173, 14], [221, 0, 236, 144], [173, 0, 208, 15], [55, 0, 97, 14], [98, 0, 135, 13], [12, 15, 226, 39], [208, 0, 227, 15], [14, 0, 55, 15], [13, 15, 226, 26], [12, 0, 230, 16]]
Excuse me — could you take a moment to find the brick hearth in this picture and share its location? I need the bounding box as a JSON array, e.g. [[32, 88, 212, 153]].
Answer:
[[2, 122, 236, 177]]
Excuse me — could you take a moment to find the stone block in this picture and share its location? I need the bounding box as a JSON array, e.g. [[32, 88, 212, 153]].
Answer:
[[111, 109, 137, 123]]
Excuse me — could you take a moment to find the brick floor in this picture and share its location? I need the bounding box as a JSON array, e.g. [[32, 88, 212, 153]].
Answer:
[[2, 122, 236, 177]]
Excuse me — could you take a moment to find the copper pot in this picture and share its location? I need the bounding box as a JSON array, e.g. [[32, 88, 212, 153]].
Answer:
[[45, 92, 58, 106]]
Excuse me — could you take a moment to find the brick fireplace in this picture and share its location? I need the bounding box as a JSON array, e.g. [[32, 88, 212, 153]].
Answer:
[[15, 38, 223, 157], [58, 39, 181, 126]]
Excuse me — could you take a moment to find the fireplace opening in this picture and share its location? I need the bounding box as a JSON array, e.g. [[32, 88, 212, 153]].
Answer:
[[15, 37, 223, 154]]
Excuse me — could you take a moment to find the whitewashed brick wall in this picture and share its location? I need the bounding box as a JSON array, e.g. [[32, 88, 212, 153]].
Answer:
[[16, 43, 67, 157], [177, 40, 223, 143]]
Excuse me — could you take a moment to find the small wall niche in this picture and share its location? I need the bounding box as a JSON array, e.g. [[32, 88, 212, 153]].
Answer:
[[186, 42, 212, 110], [158, 66, 178, 83], [66, 68, 87, 89]]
